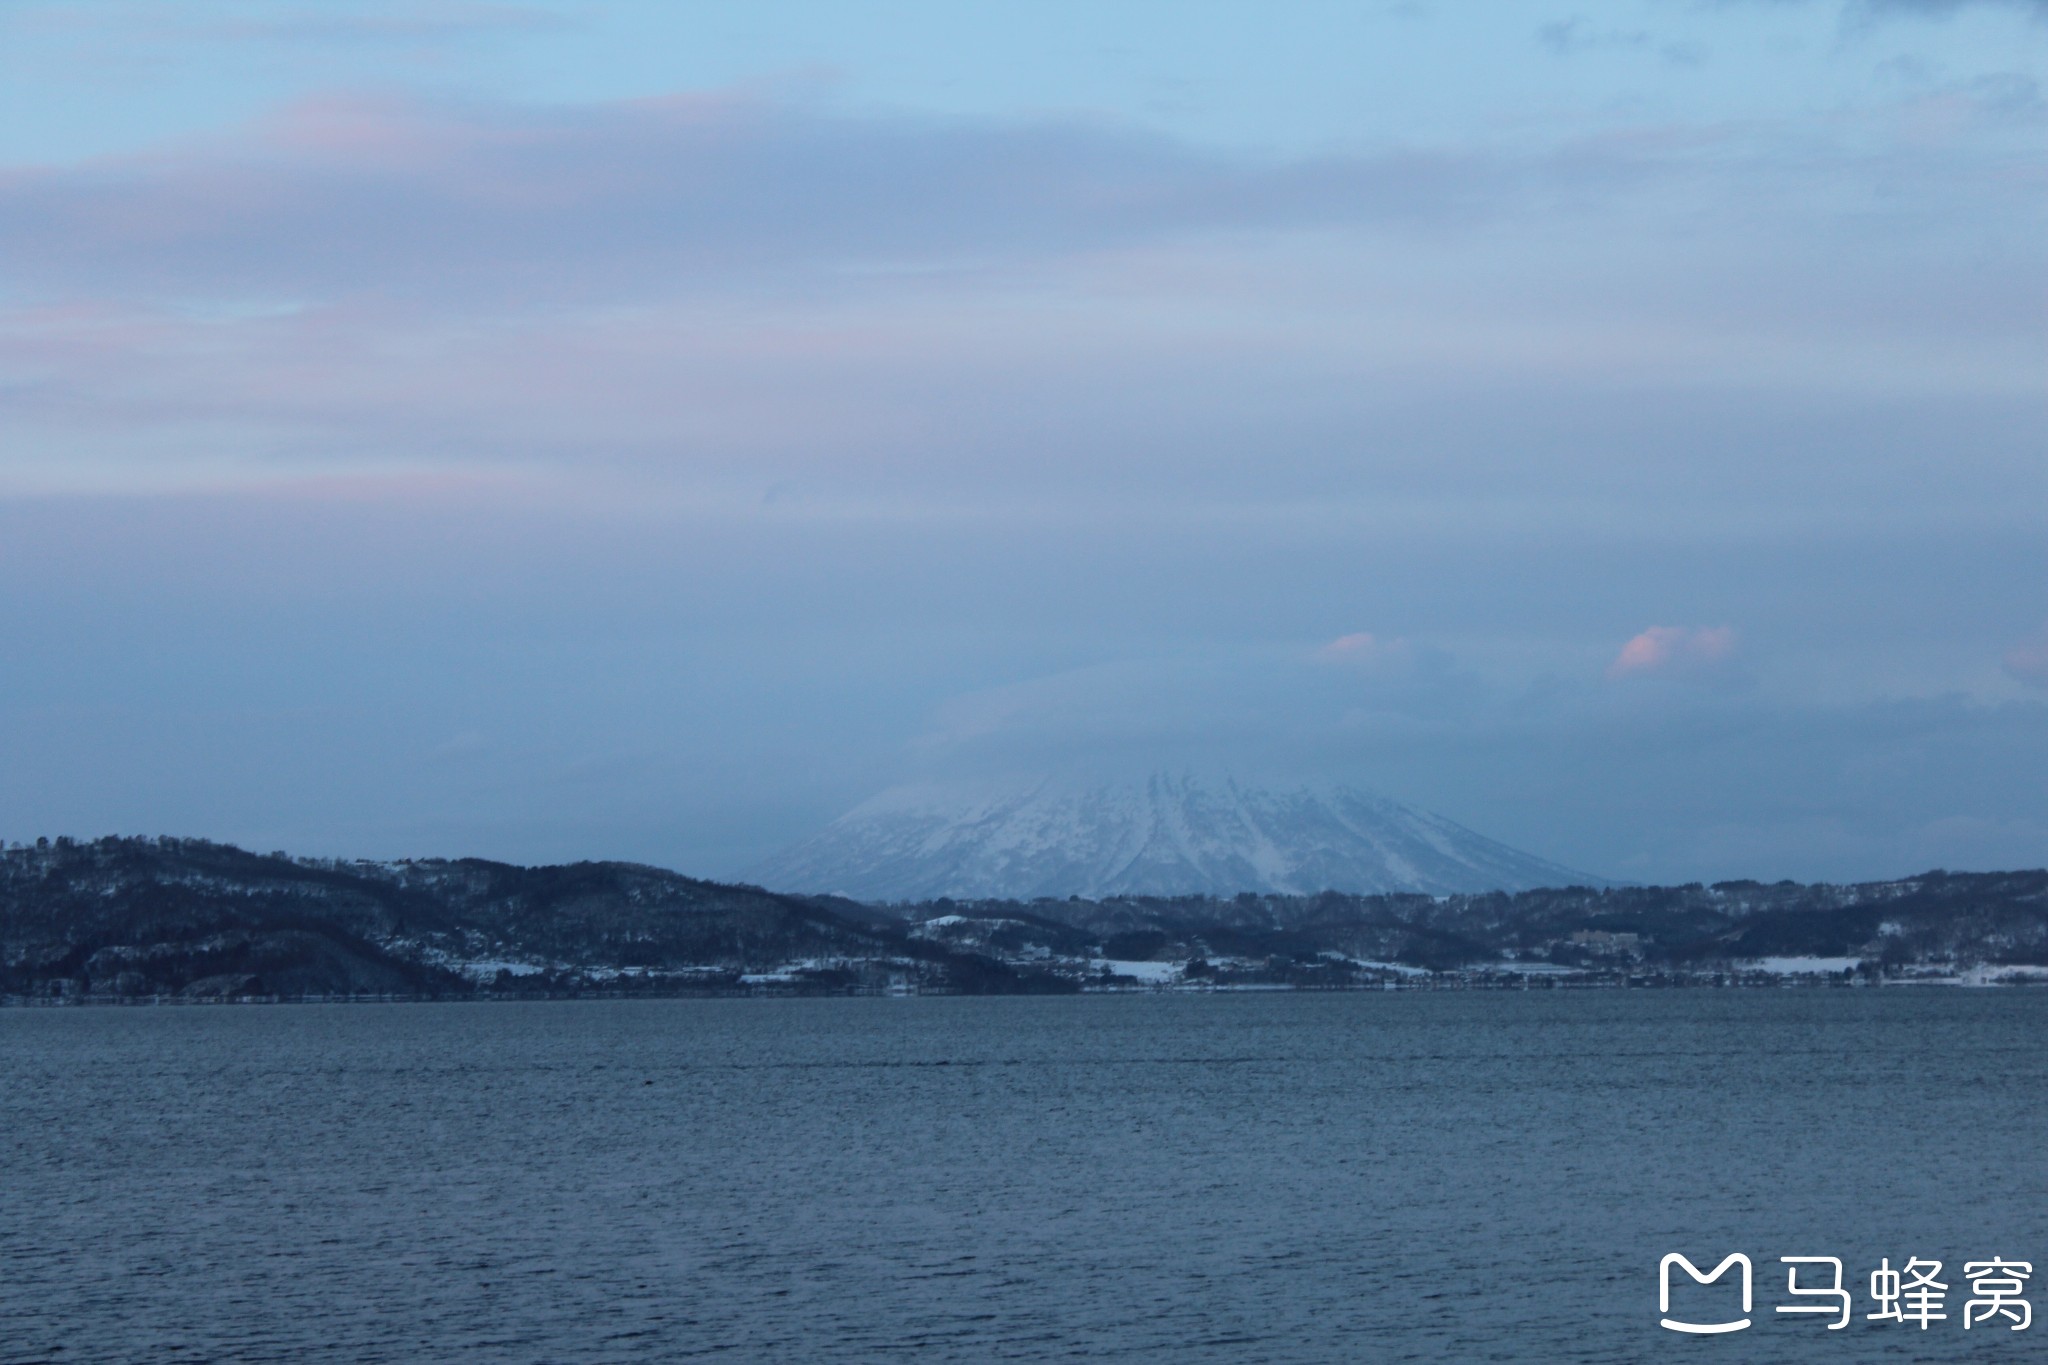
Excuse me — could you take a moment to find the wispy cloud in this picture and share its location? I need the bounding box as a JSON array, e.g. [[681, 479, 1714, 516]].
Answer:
[[6, 1, 572, 47], [1609, 625, 1737, 678], [199, 3, 571, 44], [1852, 0, 2048, 17], [2005, 625, 2048, 689], [3, 73, 2033, 323], [1536, 16, 1707, 64], [1315, 632, 1415, 669], [1712, 0, 2048, 20], [0, 91, 1522, 309]]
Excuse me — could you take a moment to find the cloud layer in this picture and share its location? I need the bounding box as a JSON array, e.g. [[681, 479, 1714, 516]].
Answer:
[[1, 78, 2037, 508], [0, 92, 1515, 308], [0, 7, 2042, 884]]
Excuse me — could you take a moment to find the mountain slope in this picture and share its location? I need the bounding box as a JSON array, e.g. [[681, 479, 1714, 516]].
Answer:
[[748, 772, 1600, 900]]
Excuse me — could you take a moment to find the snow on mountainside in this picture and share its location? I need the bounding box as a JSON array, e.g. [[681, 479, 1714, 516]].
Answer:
[[748, 772, 1601, 901]]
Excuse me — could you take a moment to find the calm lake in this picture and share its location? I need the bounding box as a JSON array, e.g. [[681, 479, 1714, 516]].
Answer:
[[4, 991, 2043, 1361]]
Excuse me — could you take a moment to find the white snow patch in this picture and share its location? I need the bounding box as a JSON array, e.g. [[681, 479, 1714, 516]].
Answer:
[[447, 958, 547, 981], [1740, 956, 1862, 975], [1340, 958, 1432, 977], [1094, 959, 1181, 983]]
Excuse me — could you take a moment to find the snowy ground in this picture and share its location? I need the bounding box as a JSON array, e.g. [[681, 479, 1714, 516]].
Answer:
[[1738, 956, 1862, 975], [1092, 959, 1182, 984]]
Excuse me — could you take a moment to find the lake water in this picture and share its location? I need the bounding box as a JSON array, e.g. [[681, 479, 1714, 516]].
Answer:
[[3, 991, 2044, 1362]]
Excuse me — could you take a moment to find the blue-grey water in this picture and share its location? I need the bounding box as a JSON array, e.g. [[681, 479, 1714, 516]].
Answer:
[[3, 991, 2043, 1362]]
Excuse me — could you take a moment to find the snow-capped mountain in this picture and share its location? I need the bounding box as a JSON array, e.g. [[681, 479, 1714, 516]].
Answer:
[[748, 771, 1599, 901]]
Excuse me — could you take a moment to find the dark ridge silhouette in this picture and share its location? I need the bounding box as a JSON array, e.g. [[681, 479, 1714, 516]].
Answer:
[[0, 836, 1072, 999]]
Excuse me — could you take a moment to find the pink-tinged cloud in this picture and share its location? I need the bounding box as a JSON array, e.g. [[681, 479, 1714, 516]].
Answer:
[[1608, 625, 1736, 678], [2006, 626, 2048, 691], [1315, 632, 1414, 667], [0, 91, 1511, 311]]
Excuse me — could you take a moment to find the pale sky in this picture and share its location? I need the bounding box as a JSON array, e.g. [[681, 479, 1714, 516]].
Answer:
[[1, 0, 2043, 883]]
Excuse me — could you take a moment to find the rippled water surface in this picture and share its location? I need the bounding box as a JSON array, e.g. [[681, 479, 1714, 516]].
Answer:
[[4, 991, 2045, 1362]]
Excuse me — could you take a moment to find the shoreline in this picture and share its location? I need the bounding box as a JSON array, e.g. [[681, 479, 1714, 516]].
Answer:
[[10, 972, 2044, 1007]]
